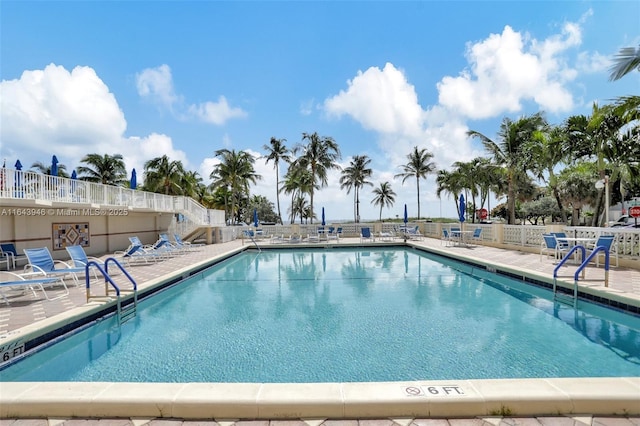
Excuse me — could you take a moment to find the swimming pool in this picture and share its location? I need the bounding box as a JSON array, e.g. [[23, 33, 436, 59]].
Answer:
[[2, 247, 639, 382]]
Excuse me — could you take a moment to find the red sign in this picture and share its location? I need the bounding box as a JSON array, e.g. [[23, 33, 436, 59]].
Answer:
[[629, 206, 640, 218], [478, 208, 488, 219]]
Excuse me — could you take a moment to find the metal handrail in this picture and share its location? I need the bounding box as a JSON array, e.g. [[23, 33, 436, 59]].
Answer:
[[85, 257, 138, 326]]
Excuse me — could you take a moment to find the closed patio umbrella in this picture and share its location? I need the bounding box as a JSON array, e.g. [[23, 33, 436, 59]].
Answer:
[[459, 194, 466, 224], [130, 168, 137, 190], [14, 160, 22, 198], [404, 204, 408, 225], [253, 208, 258, 228], [321, 207, 325, 226], [51, 155, 59, 176]]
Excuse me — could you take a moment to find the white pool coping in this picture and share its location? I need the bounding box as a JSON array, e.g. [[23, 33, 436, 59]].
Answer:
[[1, 378, 639, 418]]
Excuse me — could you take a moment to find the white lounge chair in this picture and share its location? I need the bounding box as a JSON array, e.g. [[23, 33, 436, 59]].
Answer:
[[0, 271, 69, 305]]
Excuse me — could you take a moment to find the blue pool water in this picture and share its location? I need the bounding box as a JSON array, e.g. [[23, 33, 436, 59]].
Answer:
[[2, 247, 639, 382]]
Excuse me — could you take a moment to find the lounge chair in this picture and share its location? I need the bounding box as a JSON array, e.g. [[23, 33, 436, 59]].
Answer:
[[285, 234, 302, 243], [326, 226, 339, 242], [540, 234, 569, 262], [0, 271, 69, 305], [23, 247, 85, 286], [114, 242, 163, 266], [129, 236, 173, 258], [159, 233, 188, 254], [65, 245, 103, 279], [0, 243, 28, 270], [174, 233, 205, 249], [378, 230, 394, 241], [587, 235, 619, 267], [360, 227, 375, 242], [405, 226, 423, 240]]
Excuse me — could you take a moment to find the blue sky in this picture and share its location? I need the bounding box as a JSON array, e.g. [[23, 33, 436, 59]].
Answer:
[[1, 1, 638, 221]]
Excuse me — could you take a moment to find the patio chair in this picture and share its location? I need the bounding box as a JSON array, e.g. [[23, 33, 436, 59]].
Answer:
[[65, 245, 103, 279], [405, 226, 423, 240], [174, 233, 205, 249], [360, 227, 375, 242], [23, 247, 85, 286], [0, 271, 69, 305], [378, 230, 394, 241], [326, 226, 339, 242], [441, 229, 452, 246], [470, 228, 483, 244], [159, 233, 188, 254], [587, 235, 619, 267], [114, 242, 164, 266], [540, 234, 569, 262], [129, 236, 173, 258], [0, 243, 28, 270], [551, 232, 571, 250]]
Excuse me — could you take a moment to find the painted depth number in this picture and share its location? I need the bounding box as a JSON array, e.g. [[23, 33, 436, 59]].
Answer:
[[1, 341, 25, 363], [404, 385, 465, 397]]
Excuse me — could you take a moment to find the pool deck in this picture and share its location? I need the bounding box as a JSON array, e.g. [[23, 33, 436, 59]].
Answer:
[[1, 237, 639, 425]]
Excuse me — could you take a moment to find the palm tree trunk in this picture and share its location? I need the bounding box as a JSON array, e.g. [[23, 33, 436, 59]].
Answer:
[[416, 177, 421, 219], [275, 165, 282, 225]]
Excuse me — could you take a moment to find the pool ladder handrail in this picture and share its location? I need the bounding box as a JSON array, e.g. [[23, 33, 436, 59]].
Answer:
[[552, 245, 610, 308], [243, 230, 261, 252], [85, 257, 138, 326]]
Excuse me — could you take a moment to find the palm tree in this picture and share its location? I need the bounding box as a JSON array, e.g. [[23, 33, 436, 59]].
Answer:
[[294, 132, 341, 223], [30, 161, 70, 178], [263, 137, 291, 225], [209, 149, 261, 225], [524, 125, 568, 223], [467, 112, 546, 224], [281, 161, 314, 224], [180, 170, 203, 198], [76, 153, 127, 186], [143, 155, 185, 195], [609, 45, 640, 81], [339, 155, 373, 222], [394, 146, 436, 219], [371, 181, 396, 221], [436, 169, 464, 217]]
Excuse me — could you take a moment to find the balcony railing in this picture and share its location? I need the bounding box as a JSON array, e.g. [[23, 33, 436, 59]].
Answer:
[[0, 168, 216, 227]]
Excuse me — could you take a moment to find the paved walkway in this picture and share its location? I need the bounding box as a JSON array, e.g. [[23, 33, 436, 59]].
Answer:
[[1, 238, 639, 425]]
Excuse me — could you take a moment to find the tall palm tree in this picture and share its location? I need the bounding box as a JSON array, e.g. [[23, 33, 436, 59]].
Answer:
[[467, 112, 546, 224], [263, 137, 291, 225], [394, 146, 436, 219], [436, 169, 464, 217], [339, 155, 373, 222], [180, 170, 203, 198], [143, 155, 185, 195], [76, 153, 127, 186], [294, 132, 341, 223], [209, 149, 261, 225], [371, 181, 396, 221], [281, 161, 314, 224]]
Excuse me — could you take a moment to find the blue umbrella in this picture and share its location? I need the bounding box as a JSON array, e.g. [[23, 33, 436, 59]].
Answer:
[[404, 204, 408, 225], [14, 160, 22, 198], [130, 168, 137, 190], [459, 194, 466, 223], [71, 170, 77, 180], [51, 155, 59, 176], [253, 208, 258, 227], [321, 207, 325, 226]]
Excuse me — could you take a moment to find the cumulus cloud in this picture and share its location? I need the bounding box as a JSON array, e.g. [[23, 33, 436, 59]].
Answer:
[[136, 64, 179, 108], [325, 63, 424, 137], [437, 24, 581, 119], [135, 64, 246, 126], [188, 96, 247, 125], [0, 63, 187, 181]]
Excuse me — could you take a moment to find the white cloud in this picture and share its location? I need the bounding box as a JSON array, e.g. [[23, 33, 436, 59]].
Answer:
[[0, 63, 187, 182], [324, 63, 424, 137], [437, 24, 580, 118], [136, 64, 178, 108], [136, 64, 247, 126], [576, 51, 610, 74], [188, 96, 247, 125]]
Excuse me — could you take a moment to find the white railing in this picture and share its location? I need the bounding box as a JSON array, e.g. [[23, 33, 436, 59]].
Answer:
[[0, 168, 216, 227]]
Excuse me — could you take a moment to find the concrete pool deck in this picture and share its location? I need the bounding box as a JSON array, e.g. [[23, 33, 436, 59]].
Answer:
[[0, 237, 639, 425]]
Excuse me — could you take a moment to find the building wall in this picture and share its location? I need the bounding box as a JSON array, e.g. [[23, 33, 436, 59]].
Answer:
[[0, 207, 173, 260]]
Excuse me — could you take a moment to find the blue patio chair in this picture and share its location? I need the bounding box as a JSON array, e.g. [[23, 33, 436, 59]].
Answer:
[[0, 271, 69, 305], [360, 227, 374, 243], [23, 247, 86, 286], [0, 243, 28, 270], [115, 242, 164, 266], [540, 234, 569, 262], [551, 232, 570, 250], [587, 235, 619, 267], [471, 228, 483, 244], [441, 229, 452, 246]]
